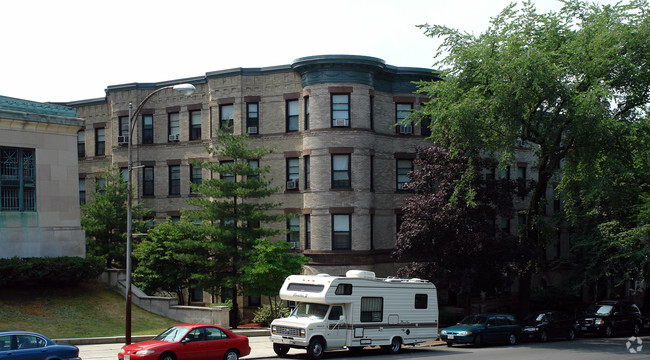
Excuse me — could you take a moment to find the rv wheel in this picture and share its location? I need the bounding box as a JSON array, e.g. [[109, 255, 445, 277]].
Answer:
[[273, 344, 289, 357], [383, 337, 402, 354], [307, 338, 325, 360]]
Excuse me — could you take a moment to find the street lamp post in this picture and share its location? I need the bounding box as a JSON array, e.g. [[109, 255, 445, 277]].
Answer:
[[125, 83, 195, 345]]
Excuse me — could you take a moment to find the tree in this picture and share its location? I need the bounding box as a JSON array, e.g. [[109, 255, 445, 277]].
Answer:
[[81, 165, 150, 268], [241, 238, 310, 320], [394, 145, 521, 307], [132, 219, 226, 305], [415, 0, 650, 311], [184, 130, 295, 327]]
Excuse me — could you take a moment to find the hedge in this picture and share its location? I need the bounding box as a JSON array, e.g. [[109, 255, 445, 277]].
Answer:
[[0, 256, 105, 287]]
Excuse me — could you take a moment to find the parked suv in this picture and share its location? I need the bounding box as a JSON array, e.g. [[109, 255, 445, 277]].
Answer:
[[577, 300, 642, 337]]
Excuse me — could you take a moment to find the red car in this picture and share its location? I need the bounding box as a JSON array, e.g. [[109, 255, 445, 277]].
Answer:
[[118, 324, 250, 360]]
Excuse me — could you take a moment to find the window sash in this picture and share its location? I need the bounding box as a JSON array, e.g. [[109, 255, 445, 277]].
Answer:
[[332, 214, 351, 250], [286, 100, 299, 132], [143, 167, 154, 196], [190, 110, 201, 140], [95, 128, 105, 156], [397, 159, 412, 189], [142, 114, 154, 144], [331, 94, 350, 120], [77, 130, 85, 157], [220, 105, 234, 132], [246, 103, 259, 128], [287, 158, 299, 181], [168, 113, 180, 137], [332, 155, 350, 188], [169, 165, 180, 195], [1, 147, 36, 211]]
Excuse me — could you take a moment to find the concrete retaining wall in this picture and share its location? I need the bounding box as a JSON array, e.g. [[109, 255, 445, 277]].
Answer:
[[99, 269, 230, 327]]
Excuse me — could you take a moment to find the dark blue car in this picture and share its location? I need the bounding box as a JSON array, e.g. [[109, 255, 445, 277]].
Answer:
[[0, 331, 80, 360], [440, 313, 521, 347]]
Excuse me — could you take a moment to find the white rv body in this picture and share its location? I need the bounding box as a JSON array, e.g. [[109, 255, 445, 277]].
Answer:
[[270, 270, 438, 358]]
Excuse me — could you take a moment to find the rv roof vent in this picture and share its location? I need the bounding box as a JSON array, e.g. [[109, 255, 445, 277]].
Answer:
[[316, 273, 331, 277], [346, 270, 375, 279]]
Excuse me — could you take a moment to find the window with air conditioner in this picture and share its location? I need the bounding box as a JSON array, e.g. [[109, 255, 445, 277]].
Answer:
[[286, 158, 299, 190], [287, 217, 300, 249], [246, 102, 259, 134], [395, 103, 413, 134], [397, 159, 413, 190], [168, 112, 179, 142], [331, 94, 350, 127]]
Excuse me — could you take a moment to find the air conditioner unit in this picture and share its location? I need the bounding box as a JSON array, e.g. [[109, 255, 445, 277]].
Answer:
[[333, 118, 349, 127], [286, 180, 298, 190], [397, 182, 405, 190], [117, 135, 129, 145], [400, 125, 413, 134], [168, 134, 180, 142], [247, 126, 258, 134], [289, 241, 300, 249]]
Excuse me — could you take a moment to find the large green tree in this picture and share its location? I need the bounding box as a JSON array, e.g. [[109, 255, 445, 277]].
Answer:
[[184, 130, 296, 327], [415, 0, 650, 310], [81, 165, 150, 268]]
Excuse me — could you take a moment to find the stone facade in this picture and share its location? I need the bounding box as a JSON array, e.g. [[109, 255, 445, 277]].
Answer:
[[0, 95, 85, 258]]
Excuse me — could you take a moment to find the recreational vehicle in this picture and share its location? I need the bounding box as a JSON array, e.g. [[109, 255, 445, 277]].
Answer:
[[270, 270, 438, 359]]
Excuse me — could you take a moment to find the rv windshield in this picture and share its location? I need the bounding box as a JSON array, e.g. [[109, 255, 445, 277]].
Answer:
[[290, 303, 330, 320]]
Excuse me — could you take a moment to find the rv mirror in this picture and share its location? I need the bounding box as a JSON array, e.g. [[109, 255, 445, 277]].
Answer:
[[339, 315, 346, 322]]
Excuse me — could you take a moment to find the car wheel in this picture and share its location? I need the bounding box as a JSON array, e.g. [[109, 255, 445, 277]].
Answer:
[[567, 328, 576, 340], [633, 323, 641, 336], [604, 325, 613, 337], [223, 349, 239, 360], [158, 352, 176, 360], [540, 330, 548, 343], [473, 334, 483, 347], [273, 343, 290, 357], [508, 333, 517, 345], [307, 338, 325, 360], [446, 341, 453, 347]]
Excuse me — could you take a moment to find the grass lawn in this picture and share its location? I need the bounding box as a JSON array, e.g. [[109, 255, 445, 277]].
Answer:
[[0, 282, 178, 339]]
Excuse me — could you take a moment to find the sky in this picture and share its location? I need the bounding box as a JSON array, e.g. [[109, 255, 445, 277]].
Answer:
[[1, 0, 619, 103]]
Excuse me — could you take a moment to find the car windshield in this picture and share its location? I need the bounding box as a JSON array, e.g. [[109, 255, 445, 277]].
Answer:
[[459, 315, 488, 325], [585, 305, 613, 315], [153, 326, 190, 342], [290, 303, 330, 320], [524, 313, 546, 322]]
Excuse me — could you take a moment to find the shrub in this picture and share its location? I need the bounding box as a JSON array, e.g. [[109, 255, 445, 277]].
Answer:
[[252, 301, 291, 327], [0, 256, 105, 287]]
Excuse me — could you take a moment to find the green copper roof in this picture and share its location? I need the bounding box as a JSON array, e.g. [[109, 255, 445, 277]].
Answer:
[[0, 95, 83, 126]]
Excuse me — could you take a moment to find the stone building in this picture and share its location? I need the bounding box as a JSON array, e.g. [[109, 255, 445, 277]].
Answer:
[[67, 55, 444, 278], [0, 95, 85, 258]]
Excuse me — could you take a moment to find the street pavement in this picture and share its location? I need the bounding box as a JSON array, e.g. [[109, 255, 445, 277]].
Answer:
[[78, 335, 286, 360]]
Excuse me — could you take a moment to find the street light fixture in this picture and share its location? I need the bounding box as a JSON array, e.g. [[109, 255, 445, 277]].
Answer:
[[125, 83, 195, 345]]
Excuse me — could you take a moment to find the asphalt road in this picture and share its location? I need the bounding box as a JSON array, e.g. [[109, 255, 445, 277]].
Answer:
[[79, 335, 650, 360]]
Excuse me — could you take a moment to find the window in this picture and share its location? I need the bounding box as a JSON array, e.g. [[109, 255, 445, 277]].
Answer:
[[287, 217, 300, 249], [501, 166, 511, 180], [485, 167, 495, 181], [396, 159, 412, 190], [415, 294, 428, 309], [189, 110, 201, 140], [120, 167, 129, 183], [370, 155, 374, 191], [329, 306, 344, 320], [501, 218, 511, 233], [97, 178, 106, 195], [1, 147, 36, 212], [360, 297, 383, 322], [287, 283, 325, 292], [190, 164, 202, 193], [332, 214, 351, 250], [246, 102, 259, 134], [118, 115, 129, 137], [220, 104, 234, 133], [517, 165, 527, 180], [220, 160, 234, 183], [142, 114, 154, 144], [169, 165, 180, 195], [370, 95, 374, 130], [143, 166, 154, 196], [304, 156, 310, 189], [304, 96, 310, 130], [396, 103, 413, 134], [79, 178, 86, 204], [305, 214, 311, 250], [77, 130, 85, 158], [331, 94, 350, 127], [95, 127, 105, 156], [420, 107, 432, 137], [335, 284, 352, 295], [286, 158, 299, 190], [248, 159, 259, 181], [168, 112, 179, 142], [331, 154, 351, 189], [286, 99, 299, 132]]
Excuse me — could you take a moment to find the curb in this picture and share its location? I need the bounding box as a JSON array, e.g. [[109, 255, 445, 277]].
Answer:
[[55, 328, 270, 345]]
